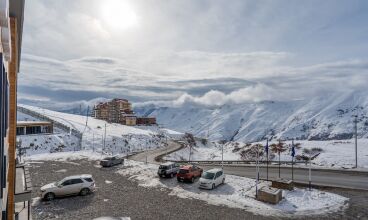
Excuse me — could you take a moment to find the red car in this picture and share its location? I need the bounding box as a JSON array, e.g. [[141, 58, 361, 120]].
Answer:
[[176, 165, 203, 183]]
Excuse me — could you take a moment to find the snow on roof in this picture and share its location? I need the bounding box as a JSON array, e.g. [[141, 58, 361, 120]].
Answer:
[[17, 121, 52, 126], [63, 174, 93, 180], [160, 161, 175, 166], [205, 168, 223, 173]]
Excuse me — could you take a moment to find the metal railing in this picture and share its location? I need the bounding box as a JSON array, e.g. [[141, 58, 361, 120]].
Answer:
[[167, 160, 306, 165]]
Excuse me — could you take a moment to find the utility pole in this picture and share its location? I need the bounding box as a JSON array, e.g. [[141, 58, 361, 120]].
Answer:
[[165, 132, 168, 158], [189, 144, 192, 162], [291, 140, 295, 182], [221, 144, 224, 169], [265, 139, 269, 181], [278, 139, 281, 179], [92, 133, 95, 152], [101, 134, 104, 156], [103, 123, 107, 153], [354, 115, 358, 168], [255, 145, 259, 198], [309, 155, 312, 190]]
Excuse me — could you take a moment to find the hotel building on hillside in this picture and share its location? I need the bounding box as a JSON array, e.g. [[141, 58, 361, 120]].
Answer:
[[93, 99, 156, 126], [1, 0, 30, 220]]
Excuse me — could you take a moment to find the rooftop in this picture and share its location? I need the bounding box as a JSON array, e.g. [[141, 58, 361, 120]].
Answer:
[[17, 121, 52, 126], [205, 168, 223, 173]]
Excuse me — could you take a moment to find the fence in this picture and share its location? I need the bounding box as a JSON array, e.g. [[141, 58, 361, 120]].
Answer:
[[167, 160, 306, 165]]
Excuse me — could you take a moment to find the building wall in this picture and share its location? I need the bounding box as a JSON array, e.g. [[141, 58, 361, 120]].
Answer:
[[137, 117, 157, 125], [125, 117, 137, 126], [0, 53, 9, 219], [95, 99, 133, 124], [16, 124, 53, 135]]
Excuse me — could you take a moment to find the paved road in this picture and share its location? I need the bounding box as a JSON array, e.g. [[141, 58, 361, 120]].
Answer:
[[128, 140, 183, 164], [202, 165, 368, 190], [130, 142, 368, 190]]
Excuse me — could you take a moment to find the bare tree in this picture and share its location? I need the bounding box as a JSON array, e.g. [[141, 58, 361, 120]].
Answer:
[[271, 140, 287, 178]]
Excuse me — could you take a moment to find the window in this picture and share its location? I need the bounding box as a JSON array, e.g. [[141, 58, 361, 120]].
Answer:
[[179, 169, 189, 174], [61, 180, 72, 186], [83, 178, 93, 182], [71, 179, 83, 184], [215, 172, 221, 179]]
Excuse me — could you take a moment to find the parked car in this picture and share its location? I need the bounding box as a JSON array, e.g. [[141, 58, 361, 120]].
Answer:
[[177, 164, 203, 183], [199, 168, 225, 189], [40, 174, 96, 201], [157, 162, 180, 178], [100, 156, 124, 167]]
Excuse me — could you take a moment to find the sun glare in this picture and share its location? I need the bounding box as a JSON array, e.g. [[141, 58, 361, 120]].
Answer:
[[101, 0, 138, 30]]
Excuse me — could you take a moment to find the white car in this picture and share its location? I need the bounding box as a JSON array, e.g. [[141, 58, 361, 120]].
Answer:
[[40, 174, 96, 200], [199, 168, 225, 189]]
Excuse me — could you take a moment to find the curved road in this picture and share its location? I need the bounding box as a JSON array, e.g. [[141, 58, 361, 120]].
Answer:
[[129, 141, 368, 190], [128, 140, 184, 164]]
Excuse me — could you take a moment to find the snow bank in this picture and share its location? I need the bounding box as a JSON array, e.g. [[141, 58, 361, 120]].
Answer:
[[165, 139, 368, 169], [117, 160, 348, 217], [25, 150, 104, 162]]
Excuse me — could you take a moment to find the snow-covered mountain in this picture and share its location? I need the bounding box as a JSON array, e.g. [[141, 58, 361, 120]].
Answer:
[[135, 91, 368, 142]]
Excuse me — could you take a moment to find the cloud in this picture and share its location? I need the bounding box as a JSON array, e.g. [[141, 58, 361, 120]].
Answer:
[[170, 84, 277, 107], [19, 0, 368, 110], [18, 51, 368, 110]]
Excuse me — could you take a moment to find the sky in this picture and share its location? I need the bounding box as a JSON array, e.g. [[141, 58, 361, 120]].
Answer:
[[18, 0, 368, 110]]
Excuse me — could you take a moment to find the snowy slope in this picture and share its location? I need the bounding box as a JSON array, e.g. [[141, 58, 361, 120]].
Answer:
[[136, 91, 368, 142], [18, 105, 176, 156]]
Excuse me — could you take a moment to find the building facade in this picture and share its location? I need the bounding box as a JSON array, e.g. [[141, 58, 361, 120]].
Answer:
[[107, 98, 132, 123], [136, 117, 157, 126], [0, 0, 26, 219], [16, 121, 53, 136], [93, 102, 108, 121], [121, 114, 137, 126], [93, 99, 156, 126]]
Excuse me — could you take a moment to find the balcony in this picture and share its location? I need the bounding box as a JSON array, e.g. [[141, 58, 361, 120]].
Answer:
[[15, 164, 32, 220]]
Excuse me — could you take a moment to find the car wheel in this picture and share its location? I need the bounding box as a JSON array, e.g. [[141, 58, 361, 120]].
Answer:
[[170, 173, 174, 178], [44, 192, 55, 201], [80, 188, 90, 196], [191, 177, 195, 183], [212, 183, 215, 189]]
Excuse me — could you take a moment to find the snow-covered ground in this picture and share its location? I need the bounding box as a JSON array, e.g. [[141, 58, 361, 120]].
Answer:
[[165, 139, 368, 169], [117, 160, 348, 217], [25, 150, 104, 162], [18, 105, 179, 157]]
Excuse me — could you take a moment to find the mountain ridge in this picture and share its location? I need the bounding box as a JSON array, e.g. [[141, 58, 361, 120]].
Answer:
[[134, 91, 368, 142]]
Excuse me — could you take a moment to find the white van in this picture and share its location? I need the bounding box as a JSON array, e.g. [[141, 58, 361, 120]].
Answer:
[[199, 168, 225, 189]]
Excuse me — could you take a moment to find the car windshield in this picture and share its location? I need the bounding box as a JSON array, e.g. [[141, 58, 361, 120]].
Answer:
[[159, 165, 168, 169], [202, 172, 215, 179], [56, 179, 65, 186], [179, 169, 189, 174]]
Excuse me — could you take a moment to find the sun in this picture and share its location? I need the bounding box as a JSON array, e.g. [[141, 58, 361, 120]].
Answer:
[[100, 0, 138, 30]]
